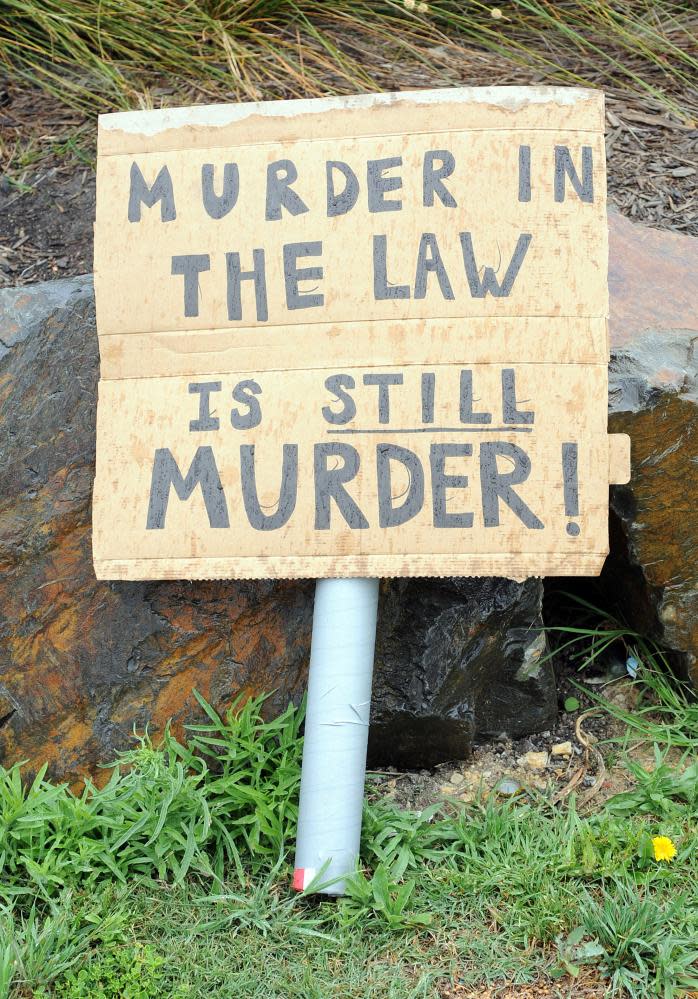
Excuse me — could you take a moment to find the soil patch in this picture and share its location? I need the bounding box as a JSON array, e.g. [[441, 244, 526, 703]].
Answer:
[[367, 671, 637, 813], [0, 167, 95, 284]]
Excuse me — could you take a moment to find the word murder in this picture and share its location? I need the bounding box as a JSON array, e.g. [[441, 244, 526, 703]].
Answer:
[[145, 371, 582, 536], [128, 144, 595, 320]]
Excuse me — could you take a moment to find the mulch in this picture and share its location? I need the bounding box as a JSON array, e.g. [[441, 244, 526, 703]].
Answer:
[[0, 86, 95, 285], [605, 98, 697, 234]]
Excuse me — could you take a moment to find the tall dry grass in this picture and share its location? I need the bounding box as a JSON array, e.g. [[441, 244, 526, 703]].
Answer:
[[0, 1, 696, 118]]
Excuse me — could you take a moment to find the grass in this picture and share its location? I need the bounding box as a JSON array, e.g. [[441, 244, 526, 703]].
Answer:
[[0, 1, 696, 121], [546, 593, 698, 749], [0, 669, 697, 999]]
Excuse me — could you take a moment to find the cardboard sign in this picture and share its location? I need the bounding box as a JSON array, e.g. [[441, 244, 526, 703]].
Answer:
[[92, 87, 630, 581]]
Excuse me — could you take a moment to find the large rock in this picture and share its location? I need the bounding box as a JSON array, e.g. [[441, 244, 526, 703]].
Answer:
[[0, 278, 555, 781], [0, 278, 314, 779], [369, 576, 549, 768], [605, 212, 698, 684], [3, 209, 696, 782]]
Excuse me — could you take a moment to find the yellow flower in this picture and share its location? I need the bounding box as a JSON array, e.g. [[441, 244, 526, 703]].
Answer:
[[652, 836, 677, 862]]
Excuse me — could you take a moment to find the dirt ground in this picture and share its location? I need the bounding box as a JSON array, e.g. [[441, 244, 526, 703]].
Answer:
[[442, 970, 609, 998], [368, 667, 653, 814]]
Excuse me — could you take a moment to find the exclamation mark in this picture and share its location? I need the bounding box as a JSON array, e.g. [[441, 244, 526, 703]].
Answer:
[[562, 443, 580, 537]]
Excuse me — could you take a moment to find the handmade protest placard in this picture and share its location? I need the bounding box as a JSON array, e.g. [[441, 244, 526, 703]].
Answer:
[[92, 86, 630, 581]]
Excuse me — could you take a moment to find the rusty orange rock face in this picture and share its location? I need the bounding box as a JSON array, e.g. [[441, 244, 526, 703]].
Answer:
[[0, 280, 314, 781], [606, 211, 698, 684], [609, 396, 697, 676]]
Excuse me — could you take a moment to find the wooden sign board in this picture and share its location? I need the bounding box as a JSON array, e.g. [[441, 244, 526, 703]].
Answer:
[[93, 87, 630, 581]]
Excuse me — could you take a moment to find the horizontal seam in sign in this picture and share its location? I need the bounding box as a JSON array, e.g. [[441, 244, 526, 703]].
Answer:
[[96, 361, 609, 382], [95, 315, 609, 336], [96, 317, 608, 336], [93, 554, 610, 562], [97, 126, 604, 159]]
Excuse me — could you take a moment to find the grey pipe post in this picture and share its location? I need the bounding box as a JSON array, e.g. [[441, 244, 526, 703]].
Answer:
[[293, 577, 380, 895]]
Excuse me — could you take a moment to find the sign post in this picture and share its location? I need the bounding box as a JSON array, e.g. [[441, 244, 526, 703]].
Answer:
[[294, 577, 379, 894], [92, 86, 630, 894]]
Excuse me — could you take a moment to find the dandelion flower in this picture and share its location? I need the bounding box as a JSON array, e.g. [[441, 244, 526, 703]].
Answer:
[[652, 836, 677, 862]]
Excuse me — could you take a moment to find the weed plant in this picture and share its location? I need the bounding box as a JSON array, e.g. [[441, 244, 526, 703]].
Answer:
[[546, 592, 698, 748], [0, 693, 303, 907]]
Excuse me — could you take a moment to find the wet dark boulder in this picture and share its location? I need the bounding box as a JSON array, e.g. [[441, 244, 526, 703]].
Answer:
[[370, 576, 550, 768]]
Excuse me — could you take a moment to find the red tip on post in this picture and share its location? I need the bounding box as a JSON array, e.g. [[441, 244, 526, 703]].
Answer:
[[292, 868, 305, 892]]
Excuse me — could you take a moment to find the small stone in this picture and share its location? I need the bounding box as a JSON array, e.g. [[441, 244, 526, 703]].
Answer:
[[495, 778, 522, 797], [551, 741, 573, 757], [439, 784, 456, 795], [523, 750, 548, 770], [449, 771, 464, 786]]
